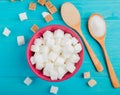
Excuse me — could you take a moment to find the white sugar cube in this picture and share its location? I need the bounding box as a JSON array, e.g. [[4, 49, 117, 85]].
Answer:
[[34, 54, 44, 64], [43, 62, 54, 77], [30, 56, 36, 65], [42, 12, 49, 18], [43, 67, 50, 77], [43, 30, 53, 40], [17, 36, 25, 46], [24, 77, 32, 86], [50, 69, 58, 80], [48, 51, 58, 62], [64, 33, 72, 39], [66, 64, 76, 73], [62, 45, 74, 56], [40, 45, 49, 54], [74, 43, 82, 53], [2, 27, 11, 37], [71, 37, 78, 46], [52, 45, 62, 55], [57, 66, 67, 79], [84, 72, 90, 79], [62, 51, 71, 59], [57, 66, 66, 75], [31, 45, 40, 52], [54, 29, 64, 39], [69, 54, 80, 63], [55, 56, 65, 66], [36, 62, 44, 70], [45, 62, 54, 69], [34, 38, 44, 46], [46, 38, 55, 47], [50, 86, 59, 94], [55, 38, 62, 45], [88, 79, 97, 87], [61, 38, 72, 46], [42, 53, 49, 62], [19, 12, 28, 21]]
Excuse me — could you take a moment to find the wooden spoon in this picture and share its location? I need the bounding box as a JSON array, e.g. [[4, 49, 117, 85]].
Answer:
[[88, 14, 119, 88], [61, 2, 103, 72]]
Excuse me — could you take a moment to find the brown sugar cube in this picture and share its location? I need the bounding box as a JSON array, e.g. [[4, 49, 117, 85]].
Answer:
[[29, 3, 36, 10], [31, 24, 39, 33], [88, 79, 97, 87], [45, 14, 53, 22], [38, 0, 46, 6], [45, 1, 53, 9], [48, 6, 57, 14]]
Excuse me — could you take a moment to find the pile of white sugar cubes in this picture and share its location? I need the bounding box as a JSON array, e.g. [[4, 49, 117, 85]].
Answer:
[[30, 29, 82, 80]]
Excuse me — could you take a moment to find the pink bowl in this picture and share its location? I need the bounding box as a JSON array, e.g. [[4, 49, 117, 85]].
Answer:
[[27, 25, 84, 82]]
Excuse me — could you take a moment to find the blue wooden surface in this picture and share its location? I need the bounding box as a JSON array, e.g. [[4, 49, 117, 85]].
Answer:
[[0, 0, 120, 95]]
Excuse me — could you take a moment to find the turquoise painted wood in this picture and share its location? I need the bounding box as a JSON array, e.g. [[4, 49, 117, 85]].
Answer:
[[0, 0, 120, 94]]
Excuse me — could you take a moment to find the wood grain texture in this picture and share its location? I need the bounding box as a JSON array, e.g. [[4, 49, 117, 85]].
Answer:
[[0, 0, 120, 95]]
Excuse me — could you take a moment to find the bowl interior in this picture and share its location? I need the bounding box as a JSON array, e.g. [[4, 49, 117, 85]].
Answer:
[[27, 25, 84, 82]]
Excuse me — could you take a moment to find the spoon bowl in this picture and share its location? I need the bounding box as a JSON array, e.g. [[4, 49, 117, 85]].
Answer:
[[88, 14, 106, 43]]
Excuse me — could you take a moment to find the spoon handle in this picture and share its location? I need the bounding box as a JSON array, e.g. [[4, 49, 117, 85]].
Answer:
[[76, 28, 103, 72], [101, 44, 120, 88]]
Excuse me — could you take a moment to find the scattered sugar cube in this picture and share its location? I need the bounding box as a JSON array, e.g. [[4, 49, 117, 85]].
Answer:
[[24, 77, 32, 86], [38, 0, 46, 6], [17, 36, 25, 46], [19, 12, 28, 21], [2, 27, 11, 37], [55, 56, 65, 66], [54, 29, 64, 39], [50, 86, 59, 94], [45, 1, 53, 9], [29, 2, 36, 10], [42, 12, 49, 18], [42, 12, 53, 23], [45, 14, 53, 22], [74, 43, 82, 53], [48, 6, 57, 14], [30, 56, 36, 65], [66, 64, 76, 73], [31, 24, 39, 33], [88, 79, 97, 87], [84, 72, 90, 79]]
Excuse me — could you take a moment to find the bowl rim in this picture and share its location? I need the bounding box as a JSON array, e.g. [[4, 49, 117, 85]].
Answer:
[[26, 24, 84, 82]]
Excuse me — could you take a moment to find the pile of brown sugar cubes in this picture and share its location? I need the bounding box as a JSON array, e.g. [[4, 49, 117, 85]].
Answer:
[[38, 0, 57, 22], [29, 0, 57, 33]]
